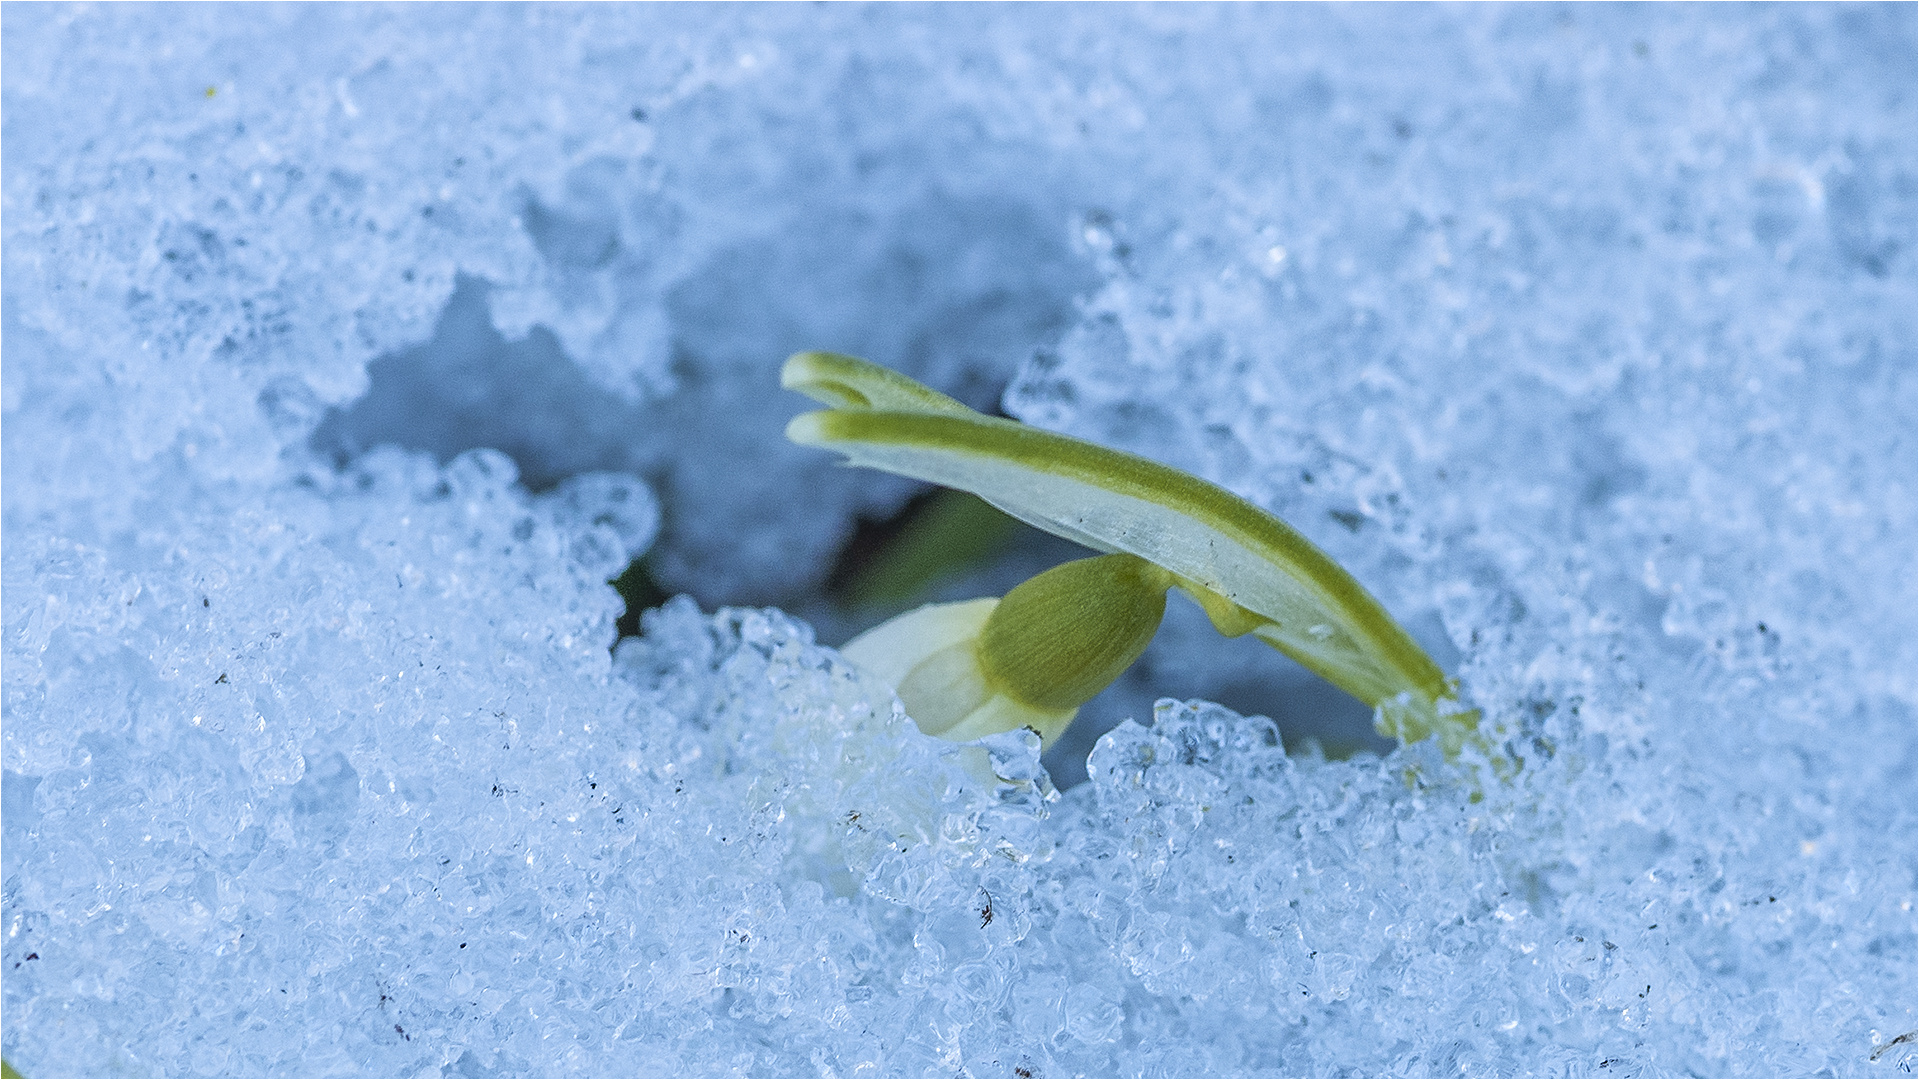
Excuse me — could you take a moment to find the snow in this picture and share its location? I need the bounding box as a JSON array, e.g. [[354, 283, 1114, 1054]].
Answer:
[[4, 4, 1914, 1076]]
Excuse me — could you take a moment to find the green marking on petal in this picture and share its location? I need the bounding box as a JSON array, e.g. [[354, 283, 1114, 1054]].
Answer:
[[980, 554, 1171, 712]]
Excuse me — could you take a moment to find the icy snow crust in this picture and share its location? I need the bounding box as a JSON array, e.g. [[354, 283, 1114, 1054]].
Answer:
[[4, 4, 1915, 1077]]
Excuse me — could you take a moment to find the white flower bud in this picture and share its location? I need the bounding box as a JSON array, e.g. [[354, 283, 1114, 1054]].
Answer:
[[843, 596, 1079, 746], [842, 555, 1173, 748]]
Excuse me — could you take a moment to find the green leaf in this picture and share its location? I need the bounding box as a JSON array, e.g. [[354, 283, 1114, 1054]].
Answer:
[[784, 352, 1472, 745], [833, 490, 1023, 610]]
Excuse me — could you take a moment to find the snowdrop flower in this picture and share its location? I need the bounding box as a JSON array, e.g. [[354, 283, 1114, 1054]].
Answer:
[[784, 352, 1480, 758], [841, 552, 1172, 746]]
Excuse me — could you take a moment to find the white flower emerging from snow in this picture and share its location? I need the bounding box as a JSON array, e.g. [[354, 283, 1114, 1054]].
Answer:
[[784, 352, 1483, 759]]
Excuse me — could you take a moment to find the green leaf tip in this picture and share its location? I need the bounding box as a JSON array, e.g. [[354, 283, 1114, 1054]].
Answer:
[[783, 351, 974, 416], [787, 352, 1478, 757]]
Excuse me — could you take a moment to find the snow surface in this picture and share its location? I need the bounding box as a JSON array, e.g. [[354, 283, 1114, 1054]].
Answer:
[[4, 3, 1915, 1076]]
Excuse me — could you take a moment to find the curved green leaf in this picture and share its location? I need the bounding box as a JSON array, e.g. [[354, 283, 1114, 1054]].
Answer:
[[783, 353, 1467, 738]]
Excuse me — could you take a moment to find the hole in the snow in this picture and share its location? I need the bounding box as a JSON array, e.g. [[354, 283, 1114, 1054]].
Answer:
[[309, 274, 639, 492], [310, 188, 1099, 613], [304, 181, 1432, 787]]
